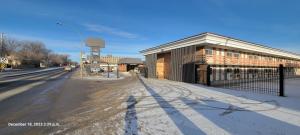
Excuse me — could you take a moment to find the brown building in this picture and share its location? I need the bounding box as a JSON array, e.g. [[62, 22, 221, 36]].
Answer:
[[140, 32, 300, 83], [118, 58, 143, 72], [100, 55, 124, 64]]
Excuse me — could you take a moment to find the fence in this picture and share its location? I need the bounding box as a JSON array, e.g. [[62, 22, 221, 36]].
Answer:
[[206, 64, 289, 96]]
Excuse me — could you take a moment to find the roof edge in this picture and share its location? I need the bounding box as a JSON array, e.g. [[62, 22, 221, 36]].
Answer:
[[140, 32, 300, 58]]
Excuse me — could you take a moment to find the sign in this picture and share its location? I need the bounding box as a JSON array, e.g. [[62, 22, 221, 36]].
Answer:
[[85, 38, 105, 48], [81, 54, 87, 59], [0, 57, 8, 64]]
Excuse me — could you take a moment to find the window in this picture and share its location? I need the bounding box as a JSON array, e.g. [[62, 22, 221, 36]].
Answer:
[[249, 55, 253, 59], [233, 53, 240, 58], [216, 49, 220, 55], [264, 57, 269, 60], [227, 52, 232, 57], [268, 57, 273, 61], [205, 48, 213, 55]]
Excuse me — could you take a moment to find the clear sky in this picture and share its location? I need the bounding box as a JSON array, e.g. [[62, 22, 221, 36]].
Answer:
[[1, 0, 300, 61]]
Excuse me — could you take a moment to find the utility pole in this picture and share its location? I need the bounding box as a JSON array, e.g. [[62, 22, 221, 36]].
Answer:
[[80, 51, 83, 79], [0, 33, 4, 57]]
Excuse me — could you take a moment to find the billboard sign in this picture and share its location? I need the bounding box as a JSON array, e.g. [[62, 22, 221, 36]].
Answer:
[[85, 38, 105, 48]]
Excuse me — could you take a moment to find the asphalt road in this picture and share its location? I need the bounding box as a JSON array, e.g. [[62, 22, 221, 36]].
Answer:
[[0, 69, 137, 134]]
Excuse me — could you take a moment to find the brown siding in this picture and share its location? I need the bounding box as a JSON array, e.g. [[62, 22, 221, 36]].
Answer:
[[118, 64, 127, 72], [156, 53, 171, 79], [145, 54, 157, 78], [170, 45, 196, 83]]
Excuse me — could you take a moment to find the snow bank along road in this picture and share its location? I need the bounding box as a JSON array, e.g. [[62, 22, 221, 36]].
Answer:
[[1, 71, 300, 135]]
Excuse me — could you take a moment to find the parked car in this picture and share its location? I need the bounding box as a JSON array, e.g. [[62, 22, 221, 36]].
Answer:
[[134, 67, 139, 73], [71, 65, 76, 69], [64, 66, 72, 72], [91, 67, 101, 73]]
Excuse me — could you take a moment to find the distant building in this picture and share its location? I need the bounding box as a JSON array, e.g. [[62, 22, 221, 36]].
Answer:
[[99, 55, 124, 71], [118, 58, 143, 72], [101, 55, 123, 64]]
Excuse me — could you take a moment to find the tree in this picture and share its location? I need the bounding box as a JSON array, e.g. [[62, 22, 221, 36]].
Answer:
[[18, 41, 50, 67], [1, 36, 75, 68]]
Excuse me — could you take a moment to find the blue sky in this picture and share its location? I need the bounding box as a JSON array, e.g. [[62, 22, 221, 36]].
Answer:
[[0, 0, 300, 61]]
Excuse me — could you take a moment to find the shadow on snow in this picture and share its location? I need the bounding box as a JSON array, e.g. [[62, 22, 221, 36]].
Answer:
[[138, 77, 205, 135], [181, 97, 300, 134], [124, 95, 138, 135]]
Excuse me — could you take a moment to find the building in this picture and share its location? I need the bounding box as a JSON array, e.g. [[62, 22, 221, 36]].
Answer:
[[140, 32, 300, 83], [101, 55, 123, 64], [118, 58, 143, 72], [99, 55, 124, 71]]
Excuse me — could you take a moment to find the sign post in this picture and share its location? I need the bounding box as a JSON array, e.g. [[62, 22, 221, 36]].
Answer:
[[85, 38, 105, 77]]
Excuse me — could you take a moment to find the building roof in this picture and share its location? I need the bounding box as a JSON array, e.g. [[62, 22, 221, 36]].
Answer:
[[118, 58, 143, 64], [140, 32, 300, 60]]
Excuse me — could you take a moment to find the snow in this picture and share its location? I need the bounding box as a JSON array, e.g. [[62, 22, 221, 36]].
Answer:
[[123, 76, 300, 135], [285, 78, 300, 98]]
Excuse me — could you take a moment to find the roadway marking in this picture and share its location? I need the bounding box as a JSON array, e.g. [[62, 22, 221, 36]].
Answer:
[[0, 71, 68, 102], [0, 81, 45, 102]]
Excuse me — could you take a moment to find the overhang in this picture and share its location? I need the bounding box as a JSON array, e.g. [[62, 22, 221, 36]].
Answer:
[[140, 32, 300, 60]]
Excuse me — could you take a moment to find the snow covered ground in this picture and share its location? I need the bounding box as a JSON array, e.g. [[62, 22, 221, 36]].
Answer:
[[285, 78, 300, 98], [122, 76, 300, 135]]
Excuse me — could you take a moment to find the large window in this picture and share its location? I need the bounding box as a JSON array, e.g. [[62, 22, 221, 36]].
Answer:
[[233, 53, 240, 58], [205, 48, 213, 55]]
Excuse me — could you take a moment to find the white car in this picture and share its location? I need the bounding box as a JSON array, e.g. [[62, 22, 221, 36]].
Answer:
[[91, 67, 101, 73], [64, 66, 72, 71], [71, 65, 76, 69], [134, 68, 139, 73]]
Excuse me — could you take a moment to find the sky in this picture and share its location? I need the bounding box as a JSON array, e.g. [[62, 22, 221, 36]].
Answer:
[[0, 0, 300, 62]]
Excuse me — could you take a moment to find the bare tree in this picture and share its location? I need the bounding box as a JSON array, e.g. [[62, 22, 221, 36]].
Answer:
[[18, 41, 49, 67], [1, 37, 21, 56], [1, 37, 75, 68]]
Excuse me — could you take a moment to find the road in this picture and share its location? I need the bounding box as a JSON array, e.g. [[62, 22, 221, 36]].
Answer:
[[0, 69, 137, 134]]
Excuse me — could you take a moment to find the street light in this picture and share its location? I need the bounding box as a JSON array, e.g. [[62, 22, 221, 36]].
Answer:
[[56, 22, 84, 79]]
